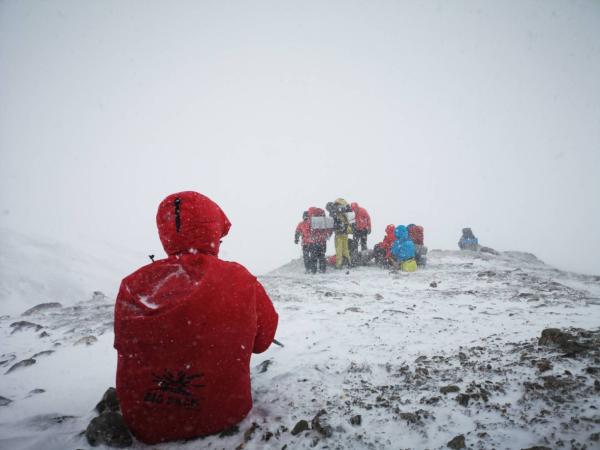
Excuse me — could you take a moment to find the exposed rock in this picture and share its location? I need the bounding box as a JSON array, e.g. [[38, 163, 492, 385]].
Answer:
[[85, 411, 132, 447], [32, 350, 54, 359], [477, 271, 496, 277], [421, 396, 441, 405], [27, 414, 76, 430], [262, 431, 274, 441], [447, 434, 465, 449], [540, 375, 574, 391], [22, 302, 62, 316], [350, 415, 361, 426], [241, 422, 259, 446], [0, 395, 12, 406], [257, 359, 273, 373], [480, 246, 499, 255], [536, 359, 552, 373], [399, 412, 419, 424], [311, 410, 333, 438], [440, 385, 460, 395], [456, 394, 470, 407], [538, 328, 589, 355], [429, 281, 438, 288], [374, 293, 384, 300], [397, 409, 432, 425], [0, 354, 16, 367], [5, 358, 36, 374], [74, 336, 98, 346], [91, 291, 108, 302], [521, 447, 551, 450], [27, 389, 45, 398], [95, 387, 120, 414], [218, 425, 239, 437], [291, 420, 310, 435], [9, 321, 43, 334], [39, 331, 50, 338]]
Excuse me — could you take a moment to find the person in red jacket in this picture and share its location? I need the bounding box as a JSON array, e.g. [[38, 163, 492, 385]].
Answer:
[[294, 211, 312, 272], [373, 224, 396, 267], [350, 202, 371, 251], [114, 191, 279, 444], [407, 224, 428, 266], [306, 207, 332, 273]]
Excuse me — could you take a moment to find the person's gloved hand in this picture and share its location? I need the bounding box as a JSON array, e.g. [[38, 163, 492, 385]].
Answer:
[[367, 227, 371, 234], [294, 239, 299, 244]]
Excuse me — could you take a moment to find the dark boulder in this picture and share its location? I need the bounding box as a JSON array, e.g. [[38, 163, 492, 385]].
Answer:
[[291, 420, 310, 435], [350, 415, 362, 426], [5, 358, 36, 374], [447, 434, 466, 449], [440, 385, 460, 395], [85, 411, 132, 447], [538, 329, 588, 355], [311, 410, 333, 438], [9, 321, 43, 334], [95, 387, 120, 414]]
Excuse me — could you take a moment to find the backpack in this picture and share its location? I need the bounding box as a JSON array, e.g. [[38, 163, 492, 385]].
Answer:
[[408, 225, 424, 245], [400, 258, 417, 272]]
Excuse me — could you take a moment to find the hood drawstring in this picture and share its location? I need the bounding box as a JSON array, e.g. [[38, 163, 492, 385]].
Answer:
[[174, 198, 181, 232]]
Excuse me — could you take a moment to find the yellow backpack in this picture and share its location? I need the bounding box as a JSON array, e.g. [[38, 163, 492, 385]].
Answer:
[[400, 258, 417, 272]]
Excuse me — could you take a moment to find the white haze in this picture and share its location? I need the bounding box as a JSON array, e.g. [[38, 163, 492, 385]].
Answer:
[[1, 0, 599, 278]]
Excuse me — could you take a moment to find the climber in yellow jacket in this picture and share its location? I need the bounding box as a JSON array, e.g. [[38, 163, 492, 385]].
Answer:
[[326, 198, 352, 269]]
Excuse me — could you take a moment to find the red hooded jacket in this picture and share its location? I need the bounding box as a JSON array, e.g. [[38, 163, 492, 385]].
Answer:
[[350, 203, 371, 232], [114, 191, 278, 444], [295, 220, 312, 245], [381, 224, 396, 258]]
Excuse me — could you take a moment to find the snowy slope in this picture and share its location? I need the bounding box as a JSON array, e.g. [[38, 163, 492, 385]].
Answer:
[[1, 246, 600, 450], [0, 228, 141, 315]]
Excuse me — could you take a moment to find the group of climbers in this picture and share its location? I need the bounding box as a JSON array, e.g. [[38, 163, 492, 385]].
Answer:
[[372, 223, 427, 272], [295, 198, 372, 271], [294, 202, 500, 273], [295, 200, 429, 273], [294, 199, 432, 273]]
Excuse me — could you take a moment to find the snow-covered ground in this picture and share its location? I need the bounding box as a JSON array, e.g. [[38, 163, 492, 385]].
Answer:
[[1, 240, 599, 449]]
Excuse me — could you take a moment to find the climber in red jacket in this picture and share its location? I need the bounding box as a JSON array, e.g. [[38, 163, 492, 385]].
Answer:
[[294, 211, 312, 272], [373, 224, 396, 267], [114, 191, 279, 444], [350, 202, 371, 251]]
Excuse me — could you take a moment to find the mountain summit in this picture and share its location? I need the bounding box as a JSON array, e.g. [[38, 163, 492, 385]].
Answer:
[[1, 248, 599, 449]]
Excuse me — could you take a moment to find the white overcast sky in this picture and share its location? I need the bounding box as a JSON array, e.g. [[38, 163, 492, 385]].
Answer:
[[1, 0, 599, 276]]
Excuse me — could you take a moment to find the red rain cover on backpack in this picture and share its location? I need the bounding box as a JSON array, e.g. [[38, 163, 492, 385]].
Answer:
[[408, 225, 424, 245]]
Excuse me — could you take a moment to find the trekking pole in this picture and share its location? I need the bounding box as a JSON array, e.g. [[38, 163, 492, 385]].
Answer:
[[273, 339, 284, 347]]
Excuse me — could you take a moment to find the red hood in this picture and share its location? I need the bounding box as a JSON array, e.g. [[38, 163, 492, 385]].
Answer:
[[385, 224, 395, 236], [307, 206, 325, 217], [351, 202, 359, 212], [156, 191, 231, 256]]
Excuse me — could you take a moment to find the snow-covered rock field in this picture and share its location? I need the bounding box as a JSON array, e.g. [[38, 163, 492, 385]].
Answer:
[[1, 248, 599, 450]]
